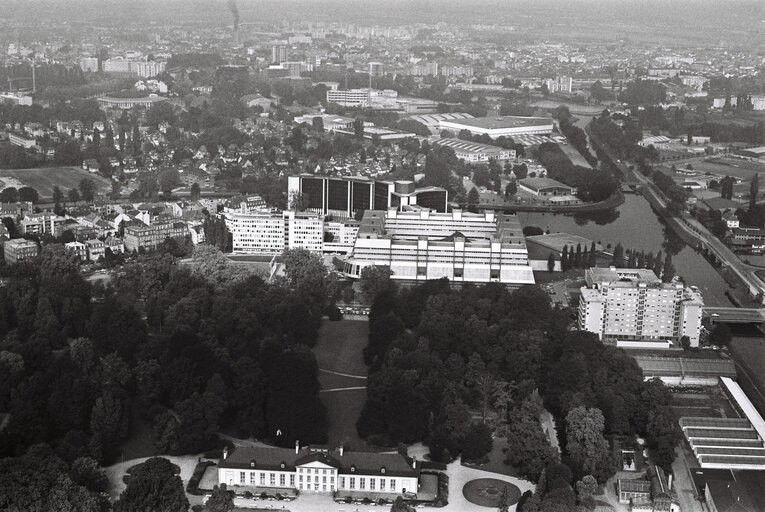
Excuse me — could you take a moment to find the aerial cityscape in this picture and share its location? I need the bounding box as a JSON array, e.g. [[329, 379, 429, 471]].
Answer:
[[0, 0, 764, 511]]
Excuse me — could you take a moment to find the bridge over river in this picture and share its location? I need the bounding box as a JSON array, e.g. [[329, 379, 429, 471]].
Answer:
[[704, 307, 765, 324]]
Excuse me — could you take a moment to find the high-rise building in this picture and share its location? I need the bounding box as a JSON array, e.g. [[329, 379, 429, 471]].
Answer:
[[226, 210, 324, 254], [369, 62, 384, 77], [272, 45, 288, 64], [578, 267, 703, 347], [343, 209, 535, 286], [287, 175, 448, 219]]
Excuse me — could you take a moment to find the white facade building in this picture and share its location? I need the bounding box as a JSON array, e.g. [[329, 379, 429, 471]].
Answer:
[[578, 268, 704, 347], [218, 445, 420, 496], [226, 210, 325, 254], [343, 209, 535, 286]]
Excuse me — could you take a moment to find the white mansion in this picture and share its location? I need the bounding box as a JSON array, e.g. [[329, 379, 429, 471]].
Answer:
[[218, 444, 420, 496]]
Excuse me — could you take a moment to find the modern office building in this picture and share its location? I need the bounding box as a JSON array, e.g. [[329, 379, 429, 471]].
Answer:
[[4, 238, 38, 264], [326, 88, 398, 108], [578, 268, 704, 347], [272, 45, 288, 64], [342, 209, 535, 286], [218, 445, 420, 496], [434, 138, 516, 162], [437, 115, 554, 139], [287, 175, 448, 219], [226, 210, 323, 254], [369, 62, 384, 77]]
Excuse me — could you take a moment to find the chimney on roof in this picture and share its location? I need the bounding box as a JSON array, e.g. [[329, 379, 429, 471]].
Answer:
[[339, 445, 344, 457], [412, 457, 416, 469], [295, 440, 300, 454], [667, 474, 672, 490], [223, 447, 228, 460]]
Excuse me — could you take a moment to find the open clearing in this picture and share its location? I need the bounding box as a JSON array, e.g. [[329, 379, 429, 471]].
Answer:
[[0, 166, 111, 198], [313, 320, 370, 449]]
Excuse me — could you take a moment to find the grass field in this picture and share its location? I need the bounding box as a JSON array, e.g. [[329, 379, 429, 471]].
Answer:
[[0, 166, 111, 199], [313, 320, 370, 449]]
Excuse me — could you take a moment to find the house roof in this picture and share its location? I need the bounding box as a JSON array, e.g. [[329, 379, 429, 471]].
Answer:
[[219, 446, 418, 478]]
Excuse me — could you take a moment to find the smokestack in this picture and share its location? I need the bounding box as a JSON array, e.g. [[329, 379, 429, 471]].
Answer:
[[223, 447, 228, 459], [412, 457, 416, 469], [295, 440, 300, 454], [667, 474, 673, 489], [339, 445, 344, 456], [227, 0, 240, 43]]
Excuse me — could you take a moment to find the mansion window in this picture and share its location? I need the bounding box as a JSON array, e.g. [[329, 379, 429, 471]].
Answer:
[[350, 478, 355, 490], [250, 472, 256, 484], [380, 479, 385, 491], [360, 478, 365, 490], [290, 475, 295, 487], [260, 473, 266, 485], [280, 474, 285, 486], [390, 479, 396, 490], [370, 479, 376, 490], [270, 473, 275, 486], [340, 477, 345, 488], [240, 472, 245, 484]]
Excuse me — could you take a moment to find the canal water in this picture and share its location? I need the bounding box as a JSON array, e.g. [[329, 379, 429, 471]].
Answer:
[[518, 194, 734, 306]]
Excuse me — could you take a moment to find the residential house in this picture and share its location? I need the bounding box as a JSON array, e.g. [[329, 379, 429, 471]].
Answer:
[[85, 239, 105, 262], [65, 241, 88, 260], [4, 238, 38, 263]]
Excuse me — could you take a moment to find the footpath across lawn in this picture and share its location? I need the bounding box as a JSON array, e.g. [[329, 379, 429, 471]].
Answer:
[[313, 320, 370, 449]]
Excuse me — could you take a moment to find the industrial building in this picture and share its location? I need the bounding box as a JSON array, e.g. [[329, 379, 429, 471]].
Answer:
[[434, 138, 515, 162], [578, 267, 704, 347], [437, 115, 554, 139], [632, 356, 737, 386], [342, 209, 535, 286], [680, 377, 765, 471]]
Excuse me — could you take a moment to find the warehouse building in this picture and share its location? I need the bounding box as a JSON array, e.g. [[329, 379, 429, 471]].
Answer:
[[437, 115, 554, 139], [434, 138, 515, 162]]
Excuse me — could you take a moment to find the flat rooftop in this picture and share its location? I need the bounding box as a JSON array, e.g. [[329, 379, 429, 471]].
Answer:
[[586, 267, 662, 285], [441, 115, 553, 130]]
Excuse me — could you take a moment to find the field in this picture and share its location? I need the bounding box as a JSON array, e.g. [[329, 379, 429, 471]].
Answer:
[[659, 157, 765, 182], [0, 166, 112, 199], [313, 320, 370, 449]]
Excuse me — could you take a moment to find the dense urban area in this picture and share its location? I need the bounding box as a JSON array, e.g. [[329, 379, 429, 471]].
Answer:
[[0, 1, 764, 511]]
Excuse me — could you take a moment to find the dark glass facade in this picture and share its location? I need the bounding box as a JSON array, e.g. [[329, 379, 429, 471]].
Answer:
[[351, 181, 372, 212], [373, 182, 391, 210], [302, 178, 324, 211], [415, 190, 448, 212], [327, 180, 349, 211]]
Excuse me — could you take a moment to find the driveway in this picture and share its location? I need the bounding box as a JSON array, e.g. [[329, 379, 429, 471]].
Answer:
[[227, 458, 535, 512]]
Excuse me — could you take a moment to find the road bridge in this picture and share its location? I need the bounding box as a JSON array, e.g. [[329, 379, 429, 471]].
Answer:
[[703, 307, 765, 324]]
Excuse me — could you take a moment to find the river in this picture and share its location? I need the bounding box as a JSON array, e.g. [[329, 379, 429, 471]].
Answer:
[[518, 194, 734, 306]]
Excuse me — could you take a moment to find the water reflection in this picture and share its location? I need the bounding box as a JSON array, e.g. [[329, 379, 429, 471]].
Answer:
[[520, 194, 733, 306]]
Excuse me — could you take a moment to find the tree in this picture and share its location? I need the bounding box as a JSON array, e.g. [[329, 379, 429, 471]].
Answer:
[[312, 116, 324, 132], [547, 253, 556, 273], [360, 265, 394, 303], [353, 117, 364, 139], [68, 188, 81, 205], [70, 457, 109, 493], [190, 182, 201, 201], [750, 173, 760, 211], [79, 178, 96, 203], [467, 187, 480, 206], [575, 475, 597, 510], [205, 483, 234, 512], [53, 185, 64, 206], [565, 406, 616, 482], [18, 186, 39, 203], [111, 180, 122, 201], [506, 180, 517, 197], [114, 457, 189, 512], [461, 423, 493, 461], [132, 124, 141, 155], [661, 253, 675, 283], [0, 187, 19, 203], [709, 323, 732, 346]]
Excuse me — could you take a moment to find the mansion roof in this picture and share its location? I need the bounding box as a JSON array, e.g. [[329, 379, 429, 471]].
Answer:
[[219, 446, 419, 478]]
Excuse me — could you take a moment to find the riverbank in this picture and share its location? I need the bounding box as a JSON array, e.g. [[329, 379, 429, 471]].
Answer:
[[479, 191, 624, 213]]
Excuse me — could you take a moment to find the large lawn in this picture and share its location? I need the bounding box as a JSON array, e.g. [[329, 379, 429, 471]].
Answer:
[[0, 166, 111, 199], [313, 320, 370, 449]]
